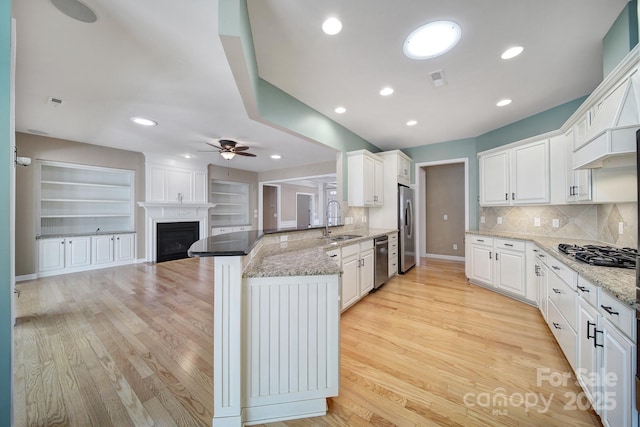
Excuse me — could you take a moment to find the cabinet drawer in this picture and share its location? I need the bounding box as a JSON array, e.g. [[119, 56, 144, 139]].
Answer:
[[469, 235, 493, 246], [342, 243, 360, 258], [546, 256, 577, 289], [495, 238, 525, 252], [599, 291, 635, 341], [547, 299, 577, 370], [360, 239, 374, 251], [326, 249, 341, 265], [548, 268, 577, 330], [576, 276, 598, 308], [388, 232, 398, 242]]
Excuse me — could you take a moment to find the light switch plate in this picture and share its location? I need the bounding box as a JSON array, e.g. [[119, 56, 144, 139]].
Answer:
[[534, 218, 541, 227], [619, 222, 624, 235], [443, 214, 448, 221], [497, 217, 503, 225]]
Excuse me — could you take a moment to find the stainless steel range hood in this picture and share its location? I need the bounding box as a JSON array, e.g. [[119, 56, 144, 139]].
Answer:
[[574, 76, 639, 169]]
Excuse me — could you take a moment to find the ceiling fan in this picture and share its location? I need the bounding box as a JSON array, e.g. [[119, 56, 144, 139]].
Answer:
[[205, 139, 257, 160]]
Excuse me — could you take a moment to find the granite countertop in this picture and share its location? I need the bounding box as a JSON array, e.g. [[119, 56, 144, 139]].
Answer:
[[188, 227, 398, 278], [466, 230, 636, 306]]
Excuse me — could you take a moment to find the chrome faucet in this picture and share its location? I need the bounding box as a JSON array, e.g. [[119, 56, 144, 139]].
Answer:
[[325, 199, 341, 236]]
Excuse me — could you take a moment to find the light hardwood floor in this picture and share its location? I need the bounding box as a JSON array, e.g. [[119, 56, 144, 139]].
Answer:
[[13, 257, 602, 426]]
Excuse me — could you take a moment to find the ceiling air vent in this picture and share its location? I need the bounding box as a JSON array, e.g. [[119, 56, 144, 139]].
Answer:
[[428, 69, 447, 88], [47, 96, 63, 107]]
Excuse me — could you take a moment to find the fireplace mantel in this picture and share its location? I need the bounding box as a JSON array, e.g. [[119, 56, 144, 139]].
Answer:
[[138, 202, 215, 262]]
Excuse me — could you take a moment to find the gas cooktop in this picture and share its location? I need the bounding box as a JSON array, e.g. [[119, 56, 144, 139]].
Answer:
[[558, 244, 637, 269]]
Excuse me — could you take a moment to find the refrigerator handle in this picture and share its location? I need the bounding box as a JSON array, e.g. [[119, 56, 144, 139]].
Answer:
[[406, 199, 413, 239]]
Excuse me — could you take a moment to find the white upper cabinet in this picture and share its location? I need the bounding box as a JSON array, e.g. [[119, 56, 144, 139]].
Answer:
[[479, 139, 549, 206], [147, 164, 207, 203], [347, 150, 384, 207]]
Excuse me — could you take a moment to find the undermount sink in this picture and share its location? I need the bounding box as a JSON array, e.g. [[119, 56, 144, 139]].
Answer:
[[328, 234, 362, 242]]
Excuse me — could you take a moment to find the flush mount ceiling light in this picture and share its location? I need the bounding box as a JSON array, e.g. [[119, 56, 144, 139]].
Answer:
[[496, 99, 512, 107], [322, 17, 342, 35], [270, 154, 282, 160], [406, 120, 418, 126], [334, 106, 346, 114], [130, 117, 157, 126], [403, 20, 461, 59], [379, 87, 394, 96], [50, 0, 97, 23], [501, 46, 524, 60]]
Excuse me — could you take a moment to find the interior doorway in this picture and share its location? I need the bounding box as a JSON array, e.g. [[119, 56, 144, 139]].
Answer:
[[415, 158, 469, 265], [262, 185, 278, 231], [296, 193, 314, 229]]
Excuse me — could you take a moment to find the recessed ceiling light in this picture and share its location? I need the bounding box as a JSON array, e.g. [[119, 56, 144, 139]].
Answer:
[[131, 117, 157, 126], [334, 106, 346, 114], [496, 99, 512, 107], [322, 17, 342, 35], [403, 20, 461, 59], [406, 120, 418, 126], [501, 46, 524, 60], [270, 154, 282, 160], [379, 87, 394, 96]]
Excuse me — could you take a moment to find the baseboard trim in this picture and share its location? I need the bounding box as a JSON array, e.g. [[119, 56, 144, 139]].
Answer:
[[16, 274, 37, 282], [424, 253, 465, 262]]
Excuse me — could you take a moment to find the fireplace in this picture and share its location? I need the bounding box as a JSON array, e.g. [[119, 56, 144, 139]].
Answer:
[[156, 221, 200, 262]]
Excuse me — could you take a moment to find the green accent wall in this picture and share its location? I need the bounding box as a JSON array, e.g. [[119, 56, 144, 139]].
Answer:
[[1, 1, 12, 425], [603, 0, 639, 77]]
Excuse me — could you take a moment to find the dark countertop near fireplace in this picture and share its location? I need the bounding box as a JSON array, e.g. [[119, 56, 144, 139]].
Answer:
[[188, 230, 262, 257]]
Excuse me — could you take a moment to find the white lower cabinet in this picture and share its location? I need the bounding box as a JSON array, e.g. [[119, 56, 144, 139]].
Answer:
[[571, 277, 637, 427], [332, 239, 374, 312], [466, 235, 530, 302], [38, 233, 136, 277]]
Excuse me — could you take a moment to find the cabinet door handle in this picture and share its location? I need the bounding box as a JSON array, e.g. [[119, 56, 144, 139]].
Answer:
[[600, 305, 619, 316], [504, 243, 513, 247], [533, 249, 539, 253], [477, 239, 484, 242], [534, 265, 540, 276], [495, 253, 499, 261], [511, 192, 515, 200], [489, 252, 492, 259], [505, 193, 508, 201], [594, 329, 604, 348], [587, 320, 596, 340], [61, 241, 64, 244], [552, 288, 561, 294], [577, 285, 589, 293], [552, 322, 561, 330], [552, 265, 561, 271], [329, 254, 337, 258], [569, 186, 574, 196]]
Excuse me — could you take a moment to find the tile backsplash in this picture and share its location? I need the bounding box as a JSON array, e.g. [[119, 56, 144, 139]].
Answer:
[[479, 203, 637, 248]]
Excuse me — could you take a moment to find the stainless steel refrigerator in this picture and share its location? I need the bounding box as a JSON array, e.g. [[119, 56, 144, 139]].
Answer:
[[398, 185, 415, 274]]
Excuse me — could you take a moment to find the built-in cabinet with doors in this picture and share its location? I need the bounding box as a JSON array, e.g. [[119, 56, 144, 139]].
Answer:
[[146, 162, 207, 204], [467, 238, 638, 427], [369, 150, 413, 230], [328, 239, 374, 312], [466, 234, 532, 303], [36, 160, 137, 277], [479, 138, 550, 206], [347, 150, 384, 207]]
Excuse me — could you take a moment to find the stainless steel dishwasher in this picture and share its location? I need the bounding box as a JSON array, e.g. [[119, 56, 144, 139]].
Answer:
[[373, 235, 388, 290]]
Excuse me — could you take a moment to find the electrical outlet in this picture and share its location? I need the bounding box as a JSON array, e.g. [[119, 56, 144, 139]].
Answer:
[[552, 219, 560, 228], [534, 218, 541, 227], [453, 243, 458, 250], [345, 217, 353, 225], [443, 214, 448, 221], [280, 235, 288, 242], [497, 217, 503, 225], [619, 222, 624, 235], [480, 216, 485, 224]]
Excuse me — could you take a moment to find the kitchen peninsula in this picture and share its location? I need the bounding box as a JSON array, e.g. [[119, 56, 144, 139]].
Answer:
[[188, 227, 395, 426]]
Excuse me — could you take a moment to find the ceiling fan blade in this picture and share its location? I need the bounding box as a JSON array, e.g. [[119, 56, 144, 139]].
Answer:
[[233, 146, 250, 151], [205, 142, 224, 150], [235, 152, 257, 157]]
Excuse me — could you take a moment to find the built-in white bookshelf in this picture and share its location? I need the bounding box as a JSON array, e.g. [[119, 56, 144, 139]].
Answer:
[[209, 180, 250, 226], [37, 161, 135, 236]]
